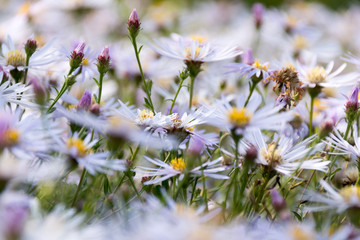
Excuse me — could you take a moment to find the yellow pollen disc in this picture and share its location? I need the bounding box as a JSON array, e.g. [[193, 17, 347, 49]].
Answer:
[[66, 138, 87, 157], [187, 126, 195, 132], [339, 186, 360, 203], [293, 35, 308, 50], [82, 58, 89, 66], [252, 59, 269, 71], [314, 98, 327, 111], [138, 109, 154, 122], [306, 66, 327, 84], [190, 35, 208, 44], [185, 46, 202, 60], [170, 157, 186, 171], [18, 2, 31, 15], [6, 50, 26, 67], [261, 143, 283, 168], [228, 107, 252, 128], [291, 226, 314, 240], [4, 129, 20, 146]]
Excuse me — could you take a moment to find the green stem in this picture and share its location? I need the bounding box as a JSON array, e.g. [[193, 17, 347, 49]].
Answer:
[[97, 72, 104, 104], [190, 177, 199, 205], [47, 82, 68, 113], [23, 56, 30, 84], [71, 168, 86, 207], [170, 75, 186, 114], [131, 39, 155, 114], [189, 75, 195, 109], [344, 120, 352, 141], [127, 172, 143, 202], [309, 95, 315, 136], [113, 174, 126, 194], [244, 82, 257, 107]]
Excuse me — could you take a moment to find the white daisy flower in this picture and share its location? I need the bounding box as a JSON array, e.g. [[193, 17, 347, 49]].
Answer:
[[55, 132, 126, 175], [325, 126, 360, 160], [204, 93, 292, 136], [297, 55, 355, 88], [136, 156, 229, 185], [0, 81, 35, 108], [243, 129, 329, 176], [305, 179, 360, 213], [151, 33, 242, 63]]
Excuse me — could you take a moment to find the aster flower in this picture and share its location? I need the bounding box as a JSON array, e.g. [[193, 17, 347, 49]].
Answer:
[[0, 36, 58, 77], [226, 50, 271, 80], [136, 156, 229, 185], [55, 132, 126, 175], [0, 80, 35, 108], [242, 129, 329, 176], [0, 108, 61, 161], [151, 33, 242, 63], [204, 93, 292, 136], [297, 56, 355, 88]]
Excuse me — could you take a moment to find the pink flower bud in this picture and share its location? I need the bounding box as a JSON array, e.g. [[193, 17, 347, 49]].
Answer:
[[252, 3, 264, 29], [70, 41, 86, 70], [271, 189, 287, 212], [97, 46, 110, 74], [24, 38, 37, 57], [77, 90, 92, 110], [128, 9, 140, 30], [345, 86, 359, 121], [241, 49, 254, 65]]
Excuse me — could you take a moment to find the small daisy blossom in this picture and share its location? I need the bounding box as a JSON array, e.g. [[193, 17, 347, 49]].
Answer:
[[0, 81, 35, 108], [151, 33, 242, 62], [305, 179, 360, 213], [55, 132, 127, 175], [243, 129, 329, 176], [204, 93, 293, 136], [297, 56, 355, 88], [135, 156, 229, 185], [0, 35, 58, 71], [324, 126, 360, 160]]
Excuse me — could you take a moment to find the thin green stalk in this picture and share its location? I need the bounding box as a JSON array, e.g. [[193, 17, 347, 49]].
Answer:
[[244, 82, 256, 107], [113, 174, 126, 194], [169, 76, 186, 114], [190, 177, 199, 205], [344, 120, 352, 140], [23, 56, 30, 84], [131, 39, 155, 114], [47, 82, 68, 113], [189, 75, 195, 109], [97, 72, 104, 104], [71, 168, 86, 207], [309, 95, 315, 136], [127, 172, 143, 202]]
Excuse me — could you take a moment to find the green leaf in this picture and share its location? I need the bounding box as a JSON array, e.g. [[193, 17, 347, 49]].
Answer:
[[93, 77, 99, 86], [148, 80, 153, 93], [48, 107, 56, 113], [93, 94, 98, 103], [138, 45, 143, 54], [103, 176, 111, 195], [292, 211, 302, 222], [144, 97, 151, 109]]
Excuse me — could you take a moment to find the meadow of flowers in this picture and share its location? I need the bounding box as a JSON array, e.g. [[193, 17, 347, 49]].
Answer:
[[3, 0, 360, 239]]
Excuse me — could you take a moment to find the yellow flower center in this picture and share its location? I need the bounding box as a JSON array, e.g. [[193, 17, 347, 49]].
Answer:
[[18, 2, 31, 15], [339, 186, 360, 203], [137, 109, 154, 122], [190, 35, 208, 44], [3, 129, 20, 146], [293, 35, 308, 50], [170, 157, 186, 171], [6, 50, 26, 67], [66, 138, 87, 157], [261, 143, 283, 168], [185, 46, 202, 60], [82, 58, 89, 66], [252, 59, 269, 71], [291, 226, 314, 240], [228, 108, 252, 128], [306, 66, 327, 84]]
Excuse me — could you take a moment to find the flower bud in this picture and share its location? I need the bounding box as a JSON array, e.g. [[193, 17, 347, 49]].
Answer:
[[245, 144, 257, 164], [252, 3, 264, 29], [77, 90, 92, 111], [318, 118, 334, 139], [69, 41, 86, 71], [345, 86, 359, 122], [24, 38, 37, 58], [97, 46, 110, 74], [89, 103, 100, 115], [271, 189, 287, 212], [128, 9, 141, 38], [0, 65, 9, 84], [241, 49, 254, 65], [30, 77, 49, 105]]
